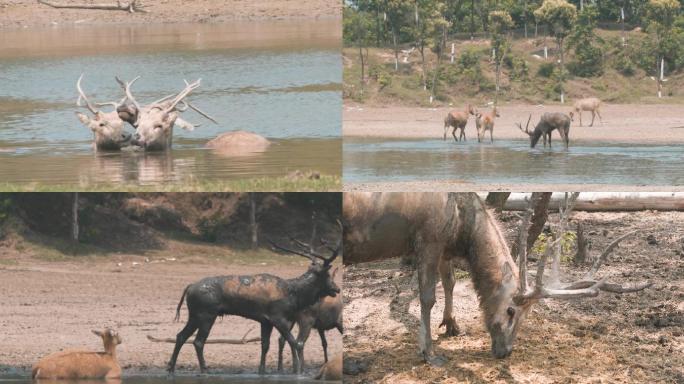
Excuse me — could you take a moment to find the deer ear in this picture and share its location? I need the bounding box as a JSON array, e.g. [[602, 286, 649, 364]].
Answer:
[[501, 262, 514, 282], [76, 112, 90, 125], [92, 330, 103, 337]]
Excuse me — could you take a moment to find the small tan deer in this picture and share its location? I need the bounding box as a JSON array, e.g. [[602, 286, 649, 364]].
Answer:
[[314, 354, 342, 381], [32, 329, 122, 379], [571, 97, 603, 127], [475, 107, 499, 143], [443, 104, 475, 142]]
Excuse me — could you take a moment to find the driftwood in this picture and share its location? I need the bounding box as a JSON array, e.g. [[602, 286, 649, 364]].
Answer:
[[147, 328, 260, 345], [503, 192, 684, 212], [38, 0, 147, 13]]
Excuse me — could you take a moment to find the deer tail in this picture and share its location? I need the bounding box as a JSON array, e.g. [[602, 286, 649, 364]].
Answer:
[[174, 284, 191, 322]]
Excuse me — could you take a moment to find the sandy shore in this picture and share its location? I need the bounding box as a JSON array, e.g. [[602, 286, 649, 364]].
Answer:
[[343, 103, 684, 144], [343, 181, 684, 192], [0, 0, 340, 29], [0, 259, 342, 375]]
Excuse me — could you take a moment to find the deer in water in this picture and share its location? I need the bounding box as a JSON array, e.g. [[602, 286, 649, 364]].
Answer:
[[32, 329, 122, 379], [277, 291, 343, 372], [517, 113, 571, 148], [343, 193, 650, 364], [121, 78, 217, 151], [443, 104, 475, 142], [167, 222, 341, 375], [475, 107, 499, 143], [76, 74, 138, 151], [571, 97, 603, 127]]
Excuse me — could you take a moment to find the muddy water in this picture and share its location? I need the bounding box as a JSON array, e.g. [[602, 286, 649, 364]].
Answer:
[[0, 375, 337, 384], [344, 138, 684, 186], [0, 21, 341, 187]]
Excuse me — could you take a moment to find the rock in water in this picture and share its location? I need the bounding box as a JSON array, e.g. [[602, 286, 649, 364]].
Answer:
[[206, 131, 270, 157]]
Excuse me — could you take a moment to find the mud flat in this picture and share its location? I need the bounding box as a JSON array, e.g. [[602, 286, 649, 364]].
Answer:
[[343, 210, 684, 383]]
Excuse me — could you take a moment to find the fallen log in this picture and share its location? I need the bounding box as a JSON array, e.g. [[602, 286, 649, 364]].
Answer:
[[38, 0, 147, 13], [147, 328, 260, 344]]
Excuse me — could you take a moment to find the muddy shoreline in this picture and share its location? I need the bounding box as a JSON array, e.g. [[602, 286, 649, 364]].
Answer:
[[0, 0, 340, 30], [343, 182, 684, 193]]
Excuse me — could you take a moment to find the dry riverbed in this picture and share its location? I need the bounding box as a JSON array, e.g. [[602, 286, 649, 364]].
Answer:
[[343, 210, 684, 383]]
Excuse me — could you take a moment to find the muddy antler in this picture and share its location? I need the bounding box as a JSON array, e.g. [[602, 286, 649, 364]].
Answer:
[[514, 193, 651, 302], [516, 114, 532, 136], [271, 218, 341, 266]]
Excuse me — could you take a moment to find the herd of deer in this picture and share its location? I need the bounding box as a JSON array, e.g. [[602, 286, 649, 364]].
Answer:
[[443, 97, 603, 148], [31, 222, 344, 381]]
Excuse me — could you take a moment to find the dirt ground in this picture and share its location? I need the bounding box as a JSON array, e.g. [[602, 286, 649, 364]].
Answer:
[[343, 210, 684, 383], [0, 252, 343, 377], [343, 182, 684, 193], [0, 0, 340, 29], [343, 103, 684, 144]]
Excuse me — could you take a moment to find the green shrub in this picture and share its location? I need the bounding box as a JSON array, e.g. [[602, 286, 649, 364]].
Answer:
[[537, 62, 556, 77], [613, 51, 636, 76]]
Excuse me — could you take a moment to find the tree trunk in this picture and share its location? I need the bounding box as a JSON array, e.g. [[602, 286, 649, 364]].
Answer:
[[470, 0, 475, 40], [392, 28, 399, 71], [359, 46, 365, 86], [72, 192, 79, 243], [574, 221, 588, 264], [430, 26, 447, 103], [249, 193, 258, 250], [523, 0, 528, 38], [511, 192, 552, 259], [420, 46, 427, 90], [485, 192, 510, 213], [558, 37, 565, 104]]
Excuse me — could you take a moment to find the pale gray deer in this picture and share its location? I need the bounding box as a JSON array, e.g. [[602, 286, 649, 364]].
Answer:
[[475, 107, 499, 143], [517, 112, 571, 148], [443, 104, 475, 142], [343, 192, 650, 364], [571, 97, 603, 127]]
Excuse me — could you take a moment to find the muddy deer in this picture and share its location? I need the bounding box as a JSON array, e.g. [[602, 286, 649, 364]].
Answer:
[[167, 223, 342, 375], [123, 78, 217, 151], [572, 97, 603, 127], [32, 329, 122, 379], [277, 291, 343, 372], [517, 113, 571, 148], [343, 193, 650, 365], [475, 107, 499, 143], [443, 104, 475, 142], [76, 74, 136, 151]]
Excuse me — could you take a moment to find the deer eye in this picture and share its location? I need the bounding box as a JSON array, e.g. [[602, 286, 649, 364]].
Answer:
[[507, 307, 515, 317], [154, 124, 162, 130]]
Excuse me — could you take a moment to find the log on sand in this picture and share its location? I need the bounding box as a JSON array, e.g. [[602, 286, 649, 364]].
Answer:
[[147, 328, 260, 344], [38, 0, 147, 13]]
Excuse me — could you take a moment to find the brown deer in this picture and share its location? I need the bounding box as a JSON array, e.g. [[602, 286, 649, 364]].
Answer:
[[517, 113, 571, 148], [76, 75, 135, 151], [314, 354, 342, 381], [167, 222, 342, 375], [32, 329, 122, 379], [343, 193, 650, 365], [475, 107, 499, 143], [443, 104, 475, 142], [572, 97, 603, 127]]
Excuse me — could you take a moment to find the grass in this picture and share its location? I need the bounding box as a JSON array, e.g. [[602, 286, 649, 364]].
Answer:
[[0, 174, 341, 192]]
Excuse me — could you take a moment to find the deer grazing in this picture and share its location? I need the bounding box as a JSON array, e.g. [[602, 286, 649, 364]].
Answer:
[[76, 74, 136, 151], [32, 329, 122, 379], [277, 292, 344, 372], [343, 192, 650, 364], [572, 97, 603, 127], [517, 112, 571, 148], [443, 104, 475, 142], [167, 222, 342, 375], [475, 107, 499, 143]]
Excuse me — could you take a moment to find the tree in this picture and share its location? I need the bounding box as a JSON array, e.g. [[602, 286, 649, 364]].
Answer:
[[489, 10, 514, 104], [429, 15, 450, 103], [644, 0, 681, 97], [535, 0, 578, 103], [406, 0, 447, 90], [344, 5, 376, 86], [568, 5, 604, 77]]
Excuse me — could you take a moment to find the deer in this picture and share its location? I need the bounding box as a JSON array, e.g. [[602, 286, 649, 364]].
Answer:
[[314, 354, 342, 381], [32, 329, 122, 379], [475, 107, 499, 143], [122, 78, 217, 151], [443, 104, 475, 142], [517, 112, 571, 148], [343, 192, 651, 365], [167, 222, 342, 375], [76, 74, 137, 151], [571, 97, 603, 127], [276, 291, 343, 372]]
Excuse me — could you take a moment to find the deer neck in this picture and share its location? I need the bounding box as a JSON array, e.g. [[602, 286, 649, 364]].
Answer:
[[103, 343, 117, 358], [287, 271, 323, 310]]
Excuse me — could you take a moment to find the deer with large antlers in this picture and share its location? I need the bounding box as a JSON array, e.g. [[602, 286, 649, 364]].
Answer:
[[343, 192, 650, 364], [571, 97, 603, 127], [75, 74, 137, 151], [517, 112, 571, 148], [475, 107, 499, 143], [443, 104, 475, 142], [167, 220, 342, 375]]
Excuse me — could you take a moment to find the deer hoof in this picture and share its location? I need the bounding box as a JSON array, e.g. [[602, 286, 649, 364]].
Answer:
[[423, 353, 448, 367], [439, 317, 460, 337]]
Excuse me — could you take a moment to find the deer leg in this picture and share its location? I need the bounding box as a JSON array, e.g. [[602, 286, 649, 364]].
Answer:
[[490, 128, 493, 143], [451, 127, 458, 142], [274, 321, 304, 374], [277, 322, 295, 373], [417, 243, 444, 366], [596, 109, 603, 124], [167, 316, 199, 373], [438, 258, 460, 337], [460, 127, 466, 141], [193, 314, 217, 374], [291, 319, 312, 373], [590, 110, 595, 127], [318, 329, 329, 363], [259, 322, 274, 374], [579, 111, 583, 127]]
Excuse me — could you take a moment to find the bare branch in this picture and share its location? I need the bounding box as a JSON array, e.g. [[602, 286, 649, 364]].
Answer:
[[147, 328, 260, 344], [39, 0, 147, 13], [584, 230, 638, 279]]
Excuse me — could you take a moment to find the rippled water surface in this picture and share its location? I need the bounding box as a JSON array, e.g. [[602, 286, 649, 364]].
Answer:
[[344, 138, 684, 186], [0, 21, 341, 188]]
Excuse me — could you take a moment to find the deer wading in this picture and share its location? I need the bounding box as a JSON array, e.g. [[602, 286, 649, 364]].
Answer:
[[343, 193, 650, 365], [167, 223, 342, 375]]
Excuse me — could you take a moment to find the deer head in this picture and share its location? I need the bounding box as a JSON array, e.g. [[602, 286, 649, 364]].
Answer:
[[76, 74, 133, 150]]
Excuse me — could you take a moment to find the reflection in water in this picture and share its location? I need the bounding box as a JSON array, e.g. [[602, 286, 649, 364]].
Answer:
[[344, 138, 684, 186]]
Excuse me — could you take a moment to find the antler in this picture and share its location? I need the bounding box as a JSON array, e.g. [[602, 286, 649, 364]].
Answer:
[[514, 193, 652, 302], [162, 79, 202, 114], [76, 74, 100, 115], [115, 76, 142, 111], [271, 217, 341, 266], [516, 114, 533, 136]]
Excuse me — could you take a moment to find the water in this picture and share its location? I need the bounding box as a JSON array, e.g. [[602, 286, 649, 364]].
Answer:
[[343, 138, 684, 186], [0, 375, 336, 384], [0, 21, 341, 187]]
